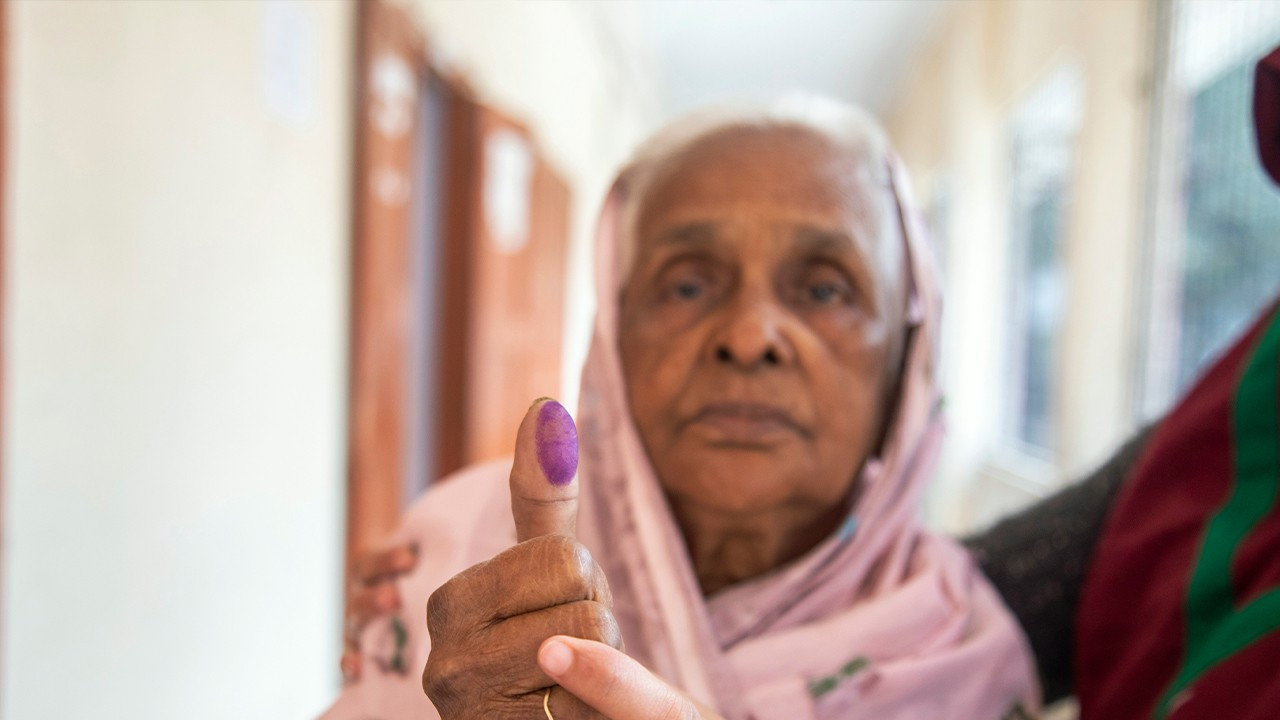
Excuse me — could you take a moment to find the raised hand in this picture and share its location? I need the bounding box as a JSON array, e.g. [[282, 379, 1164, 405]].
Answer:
[[422, 399, 621, 720]]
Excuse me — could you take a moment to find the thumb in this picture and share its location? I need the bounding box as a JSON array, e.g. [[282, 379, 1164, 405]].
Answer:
[[538, 636, 714, 720], [510, 398, 579, 542]]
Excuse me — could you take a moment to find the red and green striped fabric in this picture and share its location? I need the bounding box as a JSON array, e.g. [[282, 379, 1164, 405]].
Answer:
[[1076, 300, 1280, 720]]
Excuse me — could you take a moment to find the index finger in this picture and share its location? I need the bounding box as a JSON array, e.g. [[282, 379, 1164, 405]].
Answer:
[[510, 398, 579, 542]]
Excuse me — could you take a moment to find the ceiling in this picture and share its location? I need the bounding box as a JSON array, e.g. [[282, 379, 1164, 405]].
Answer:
[[633, 0, 949, 121]]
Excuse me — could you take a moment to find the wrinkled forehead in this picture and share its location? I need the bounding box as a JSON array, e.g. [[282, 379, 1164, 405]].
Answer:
[[617, 123, 897, 285]]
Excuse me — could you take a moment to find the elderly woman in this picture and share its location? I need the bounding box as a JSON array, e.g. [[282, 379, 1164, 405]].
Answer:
[[322, 100, 1038, 720]]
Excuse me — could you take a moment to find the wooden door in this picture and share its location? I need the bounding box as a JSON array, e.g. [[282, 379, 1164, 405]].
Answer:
[[345, 1, 572, 581], [346, 0, 425, 570], [460, 107, 570, 465]]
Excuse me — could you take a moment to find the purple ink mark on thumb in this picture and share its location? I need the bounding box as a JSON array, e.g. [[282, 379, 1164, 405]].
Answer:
[[536, 400, 578, 487]]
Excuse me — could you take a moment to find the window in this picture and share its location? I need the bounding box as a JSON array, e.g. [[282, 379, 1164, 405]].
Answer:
[[1004, 64, 1083, 454], [1138, 0, 1280, 418]]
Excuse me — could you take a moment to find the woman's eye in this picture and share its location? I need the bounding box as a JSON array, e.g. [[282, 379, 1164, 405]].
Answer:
[[674, 280, 703, 300], [801, 275, 853, 305], [808, 283, 841, 304], [659, 265, 712, 302], [793, 261, 856, 307]]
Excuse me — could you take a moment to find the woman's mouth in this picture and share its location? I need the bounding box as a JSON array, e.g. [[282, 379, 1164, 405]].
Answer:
[[684, 402, 807, 446]]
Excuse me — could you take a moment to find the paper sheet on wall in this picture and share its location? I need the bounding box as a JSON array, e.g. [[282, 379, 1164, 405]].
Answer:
[[263, 0, 315, 125], [484, 130, 534, 255]]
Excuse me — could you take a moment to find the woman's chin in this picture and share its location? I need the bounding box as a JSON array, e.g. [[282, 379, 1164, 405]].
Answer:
[[660, 455, 806, 515]]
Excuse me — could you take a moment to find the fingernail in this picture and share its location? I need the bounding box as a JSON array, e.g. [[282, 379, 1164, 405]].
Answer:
[[536, 400, 578, 487], [539, 638, 573, 677]]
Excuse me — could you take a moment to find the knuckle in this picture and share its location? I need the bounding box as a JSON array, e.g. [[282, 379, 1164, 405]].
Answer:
[[590, 564, 614, 608], [571, 540, 596, 571], [574, 601, 622, 648], [522, 535, 597, 586], [543, 536, 596, 584], [426, 585, 455, 636], [421, 652, 466, 701], [568, 538, 594, 568]]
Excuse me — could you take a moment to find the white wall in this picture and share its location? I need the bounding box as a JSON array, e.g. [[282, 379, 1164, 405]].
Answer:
[[3, 2, 354, 717]]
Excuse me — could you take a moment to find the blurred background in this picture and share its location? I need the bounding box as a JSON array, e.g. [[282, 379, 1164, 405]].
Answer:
[[2, 0, 1278, 717]]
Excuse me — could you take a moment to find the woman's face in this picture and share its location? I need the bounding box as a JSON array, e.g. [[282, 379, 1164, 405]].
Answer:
[[619, 125, 906, 527]]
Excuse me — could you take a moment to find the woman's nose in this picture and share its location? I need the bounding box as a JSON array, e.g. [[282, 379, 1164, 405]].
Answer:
[[709, 300, 794, 369]]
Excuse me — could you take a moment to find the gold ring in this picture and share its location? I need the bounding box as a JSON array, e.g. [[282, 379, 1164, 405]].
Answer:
[[543, 687, 555, 720]]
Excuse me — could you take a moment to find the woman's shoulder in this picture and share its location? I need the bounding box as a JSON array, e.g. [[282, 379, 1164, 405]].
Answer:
[[397, 457, 517, 557], [406, 457, 513, 516]]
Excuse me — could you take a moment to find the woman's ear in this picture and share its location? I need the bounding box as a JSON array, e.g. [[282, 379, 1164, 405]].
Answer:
[[872, 319, 913, 459], [870, 156, 919, 458]]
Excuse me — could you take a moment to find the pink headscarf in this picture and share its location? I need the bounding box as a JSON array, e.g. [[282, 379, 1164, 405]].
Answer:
[[322, 101, 1038, 720]]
